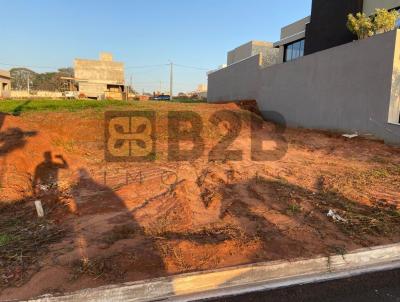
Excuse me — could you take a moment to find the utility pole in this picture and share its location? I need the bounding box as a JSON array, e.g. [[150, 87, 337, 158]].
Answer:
[[130, 75, 133, 95], [27, 72, 30, 94], [169, 62, 173, 100]]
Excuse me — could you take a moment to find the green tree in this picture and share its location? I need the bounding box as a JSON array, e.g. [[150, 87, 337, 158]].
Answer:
[[347, 12, 374, 39], [373, 8, 400, 33], [10, 67, 74, 91], [10, 68, 37, 90]]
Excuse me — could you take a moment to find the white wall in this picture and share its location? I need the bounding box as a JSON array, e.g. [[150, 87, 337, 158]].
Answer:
[[10, 91, 63, 98]]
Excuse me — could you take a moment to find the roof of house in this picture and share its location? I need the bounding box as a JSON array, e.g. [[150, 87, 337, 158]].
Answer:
[[0, 69, 11, 79]]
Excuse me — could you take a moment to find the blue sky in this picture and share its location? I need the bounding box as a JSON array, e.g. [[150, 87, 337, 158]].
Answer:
[[0, 0, 311, 93]]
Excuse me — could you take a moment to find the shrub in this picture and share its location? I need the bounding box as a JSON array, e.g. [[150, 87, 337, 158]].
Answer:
[[347, 12, 374, 39], [348, 8, 400, 40], [373, 8, 400, 33]]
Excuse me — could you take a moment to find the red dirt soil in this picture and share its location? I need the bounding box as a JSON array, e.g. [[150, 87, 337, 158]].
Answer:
[[0, 102, 399, 300]]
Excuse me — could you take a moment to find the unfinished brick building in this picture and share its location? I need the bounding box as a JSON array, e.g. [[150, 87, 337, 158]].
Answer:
[[74, 52, 125, 100]]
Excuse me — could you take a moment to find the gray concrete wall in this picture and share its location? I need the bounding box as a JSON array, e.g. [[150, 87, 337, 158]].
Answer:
[[363, 0, 400, 15], [208, 30, 400, 144], [208, 54, 261, 102], [227, 41, 277, 66]]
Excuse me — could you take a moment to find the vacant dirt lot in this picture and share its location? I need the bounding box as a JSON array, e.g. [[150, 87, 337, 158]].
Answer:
[[1, 101, 399, 300]]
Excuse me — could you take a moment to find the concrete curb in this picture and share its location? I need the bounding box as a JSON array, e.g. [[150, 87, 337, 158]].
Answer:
[[27, 243, 400, 302]]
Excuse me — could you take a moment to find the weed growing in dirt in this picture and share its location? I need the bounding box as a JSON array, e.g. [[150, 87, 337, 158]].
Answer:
[[0, 234, 12, 247], [254, 175, 400, 240], [328, 245, 347, 256], [171, 247, 192, 271], [316, 163, 400, 198], [70, 256, 125, 281], [314, 191, 400, 238], [286, 203, 302, 215]]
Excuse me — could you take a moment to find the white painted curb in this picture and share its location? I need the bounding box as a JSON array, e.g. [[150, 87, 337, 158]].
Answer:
[[26, 243, 400, 302]]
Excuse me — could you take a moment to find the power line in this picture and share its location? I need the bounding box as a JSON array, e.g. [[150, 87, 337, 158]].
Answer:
[[125, 64, 168, 70], [0, 62, 60, 70], [169, 62, 173, 99], [174, 63, 210, 71], [0, 60, 210, 71]]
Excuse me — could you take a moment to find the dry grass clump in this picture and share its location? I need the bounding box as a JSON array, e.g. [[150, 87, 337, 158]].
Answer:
[[0, 200, 66, 287]]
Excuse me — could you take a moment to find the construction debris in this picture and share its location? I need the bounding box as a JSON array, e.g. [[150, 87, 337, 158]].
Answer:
[[327, 209, 347, 223], [342, 133, 359, 139], [34, 200, 44, 217]]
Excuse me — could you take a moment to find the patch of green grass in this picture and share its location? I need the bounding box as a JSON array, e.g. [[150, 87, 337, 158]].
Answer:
[[0, 233, 12, 247], [0, 98, 206, 114], [391, 209, 400, 218], [286, 203, 302, 215], [167, 98, 206, 104], [0, 99, 135, 114]]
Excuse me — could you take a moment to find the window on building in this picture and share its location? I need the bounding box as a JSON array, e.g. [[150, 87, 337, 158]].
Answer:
[[284, 39, 305, 62], [107, 84, 123, 92]]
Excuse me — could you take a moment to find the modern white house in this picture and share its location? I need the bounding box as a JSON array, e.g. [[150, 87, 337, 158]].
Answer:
[[208, 0, 400, 145]]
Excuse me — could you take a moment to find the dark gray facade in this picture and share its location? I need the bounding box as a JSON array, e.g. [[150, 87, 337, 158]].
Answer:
[[304, 0, 364, 55]]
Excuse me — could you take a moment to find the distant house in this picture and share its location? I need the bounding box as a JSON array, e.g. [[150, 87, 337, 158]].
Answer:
[[196, 84, 207, 99], [227, 41, 279, 67], [74, 52, 125, 100], [0, 70, 11, 99]]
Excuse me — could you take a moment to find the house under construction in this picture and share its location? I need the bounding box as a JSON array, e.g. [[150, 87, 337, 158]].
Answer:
[[73, 52, 125, 100]]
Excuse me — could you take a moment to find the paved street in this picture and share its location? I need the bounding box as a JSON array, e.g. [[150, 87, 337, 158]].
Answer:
[[205, 268, 400, 302]]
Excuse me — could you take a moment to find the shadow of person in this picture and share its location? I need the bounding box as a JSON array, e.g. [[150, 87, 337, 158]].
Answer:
[[0, 112, 6, 131], [0, 127, 37, 156], [0, 101, 35, 155], [68, 168, 165, 278], [0, 109, 37, 156], [0, 113, 37, 194], [11, 100, 31, 117], [32, 151, 68, 203]]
